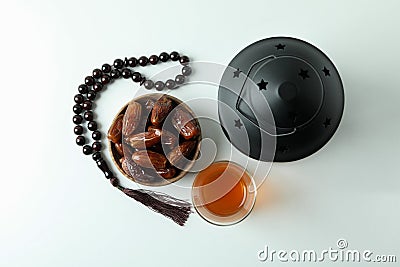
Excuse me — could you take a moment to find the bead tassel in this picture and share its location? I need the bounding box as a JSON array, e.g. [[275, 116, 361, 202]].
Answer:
[[119, 187, 192, 226], [73, 52, 192, 226]]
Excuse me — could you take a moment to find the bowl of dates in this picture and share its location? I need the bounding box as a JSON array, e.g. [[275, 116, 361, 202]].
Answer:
[[108, 93, 201, 186]]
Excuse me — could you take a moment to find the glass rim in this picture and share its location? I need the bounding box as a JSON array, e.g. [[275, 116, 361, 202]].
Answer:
[[191, 160, 257, 226]]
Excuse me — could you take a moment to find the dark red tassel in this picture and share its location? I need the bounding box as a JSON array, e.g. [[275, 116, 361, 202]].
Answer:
[[119, 187, 192, 226]]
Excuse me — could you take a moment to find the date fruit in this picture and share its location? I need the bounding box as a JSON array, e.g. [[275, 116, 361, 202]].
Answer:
[[144, 99, 155, 111], [107, 114, 123, 143], [120, 157, 132, 177], [148, 125, 178, 149], [121, 157, 146, 178], [132, 150, 167, 170], [157, 167, 177, 179], [115, 142, 124, 156], [167, 141, 196, 167], [123, 101, 142, 136], [150, 95, 173, 126], [121, 157, 161, 183], [127, 128, 161, 149], [172, 108, 200, 140]]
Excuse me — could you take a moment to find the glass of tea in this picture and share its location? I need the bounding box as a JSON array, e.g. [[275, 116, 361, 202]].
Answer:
[[191, 161, 256, 226]]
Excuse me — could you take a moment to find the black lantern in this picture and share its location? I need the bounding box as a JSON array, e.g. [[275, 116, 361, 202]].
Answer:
[[218, 37, 344, 162]]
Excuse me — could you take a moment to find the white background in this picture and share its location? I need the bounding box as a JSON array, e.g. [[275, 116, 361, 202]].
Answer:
[[1, 0, 399, 266]]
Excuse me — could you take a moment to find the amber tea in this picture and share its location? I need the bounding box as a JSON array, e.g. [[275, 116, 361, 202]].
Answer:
[[192, 161, 256, 225]]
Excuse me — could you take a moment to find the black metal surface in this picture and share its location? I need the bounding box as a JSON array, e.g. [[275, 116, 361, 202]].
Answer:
[[218, 37, 344, 162]]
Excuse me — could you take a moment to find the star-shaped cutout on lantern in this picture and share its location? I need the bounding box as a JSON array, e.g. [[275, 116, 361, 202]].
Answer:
[[298, 69, 310, 80], [234, 119, 243, 129], [323, 117, 331, 128], [322, 66, 330, 76], [257, 79, 268, 90], [275, 43, 286, 50], [233, 68, 241, 78]]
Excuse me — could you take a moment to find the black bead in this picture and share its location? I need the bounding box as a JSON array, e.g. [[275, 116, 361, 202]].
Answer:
[[105, 171, 114, 179], [155, 81, 165, 91], [76, 136, 86, 146], [92, 152, 102, 161], [131, 72, 142, 82], [144, 80, 154, 89], [87, 90, 97, 100], [73, 104, 83, 114], [159, 52, 169, 62], [113, 58, 124, 69], [101, 74, 111, 84], [124, 57, 129, 66], [83, 145, 93, 155], [73, 115, 83, 124], [127, 57, 138, 67], [85, 76, 95, 86], [82, 100, 92, 110], [78, 84, 88, 94], [110, 69, 121, 79], [97, 159, 114, 179], [74, 94, 84, 104], [93, 82, 103, 92], [102, 63, 112, 73], [87, 121, 98, 131], [92, 141, 102, 151], [165, 79, 176, 89], [138, 56, 148, 66], [175, 74, 185, 84], [84, 111, 94, 121], [121, 68, 132, 79], [74, 125, 83, 135], [97, 158, 111, 173], [182, 66, 192, 76], [149, 55, 159, 65], [92, 68, 102, 79], [170, 51, 180, 61], [92, 130, 102, 140], [179, 56, 190, 65]]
